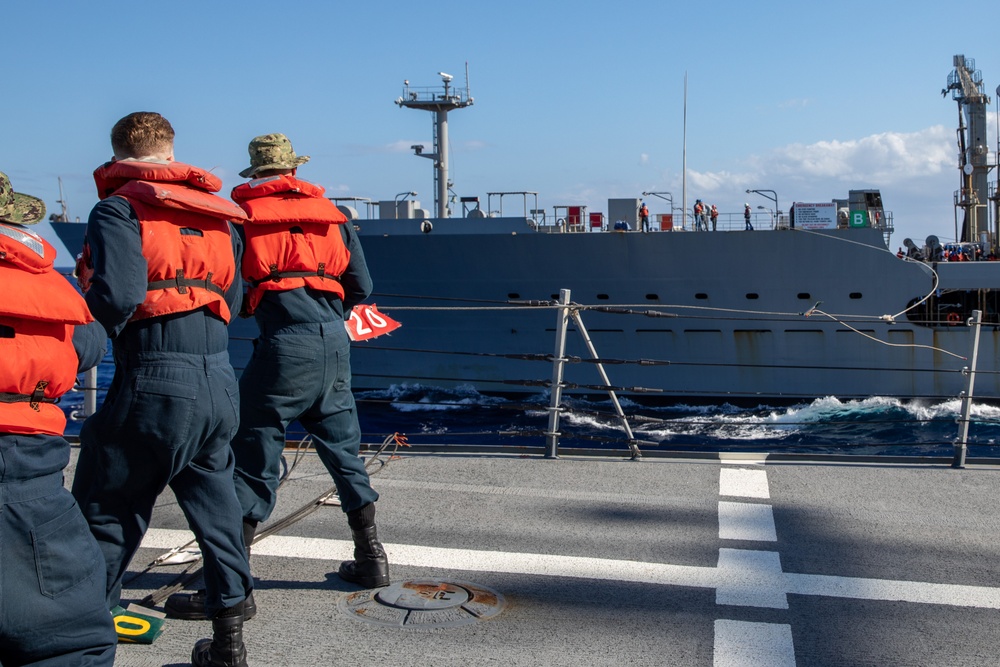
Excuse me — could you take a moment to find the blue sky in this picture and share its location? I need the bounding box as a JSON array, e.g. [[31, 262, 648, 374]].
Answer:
[[2, 0, 997, 262]]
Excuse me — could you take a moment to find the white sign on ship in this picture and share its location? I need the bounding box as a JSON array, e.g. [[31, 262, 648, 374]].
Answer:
[[792, 202, 837, 230]]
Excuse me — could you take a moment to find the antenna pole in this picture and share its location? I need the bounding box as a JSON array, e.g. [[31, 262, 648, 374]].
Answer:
[[396, 70, 474, 218], [682, 72, 688, 231]]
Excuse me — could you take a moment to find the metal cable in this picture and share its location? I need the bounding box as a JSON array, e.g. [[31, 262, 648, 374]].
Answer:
[[135, 433, 408, 608]]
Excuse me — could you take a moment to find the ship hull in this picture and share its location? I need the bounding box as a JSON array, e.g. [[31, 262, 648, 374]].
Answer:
[[53, 219, 1000, 402]]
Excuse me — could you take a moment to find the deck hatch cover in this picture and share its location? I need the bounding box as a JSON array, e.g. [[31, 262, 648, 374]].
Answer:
[[339, 579, 505, 629]]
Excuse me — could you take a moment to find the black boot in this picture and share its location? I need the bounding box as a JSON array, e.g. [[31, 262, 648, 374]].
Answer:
[[242, 519, 257, 559], [165, 520, 258, 620], [165, 588, 256, 621], [338, 504, 390, 588], [191, 603, 247, 667]]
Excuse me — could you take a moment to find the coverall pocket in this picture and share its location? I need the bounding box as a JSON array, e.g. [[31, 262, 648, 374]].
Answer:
[[225, 381, 240, 440], [255, 337, 320, 398], [128, 376, 197, 448], [32, 501, 102, 598], [331, 341, 352, 392]]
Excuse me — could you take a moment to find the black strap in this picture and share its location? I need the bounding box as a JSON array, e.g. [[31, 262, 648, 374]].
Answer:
[[147, 269, 226, 296], [0, 381, 56, 412], [248, 262, 342, 289]]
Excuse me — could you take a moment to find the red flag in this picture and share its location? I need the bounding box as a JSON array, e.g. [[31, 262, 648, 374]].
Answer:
[[345, 303, 402, 341]]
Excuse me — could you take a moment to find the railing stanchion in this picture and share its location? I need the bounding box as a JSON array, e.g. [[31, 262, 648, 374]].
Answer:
[[569, 310, 642, 460], [545, 289, 571, 458], [953, 309, 982, 468]]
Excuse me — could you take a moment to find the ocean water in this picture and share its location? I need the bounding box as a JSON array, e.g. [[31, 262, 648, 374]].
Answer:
[[62, 357, 1000, 459], [353, 383, 1000, 458]]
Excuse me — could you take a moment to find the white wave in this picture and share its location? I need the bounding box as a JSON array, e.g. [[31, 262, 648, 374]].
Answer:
[[362, 383, 515, 412]]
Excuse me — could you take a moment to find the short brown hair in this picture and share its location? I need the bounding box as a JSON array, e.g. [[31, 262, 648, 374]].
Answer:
[[110, 112, 175, 159]]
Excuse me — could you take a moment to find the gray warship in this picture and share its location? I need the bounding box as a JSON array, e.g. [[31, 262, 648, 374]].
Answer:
[[50, 55, 999, 403]]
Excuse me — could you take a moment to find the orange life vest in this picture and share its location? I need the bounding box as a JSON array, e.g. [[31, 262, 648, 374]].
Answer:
[[0, 223, 93, 436], [231, 174, 350, 316], [93, 161, 246, 323]]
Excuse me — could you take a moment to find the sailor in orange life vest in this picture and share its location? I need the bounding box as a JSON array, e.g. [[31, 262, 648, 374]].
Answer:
[[165, 133, 389, 622], [69, 112, 253, 667], [0, 171, 117, 665]]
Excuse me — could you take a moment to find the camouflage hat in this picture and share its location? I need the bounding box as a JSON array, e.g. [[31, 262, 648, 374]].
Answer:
[[239, 133, 310, 178], [0, 171, 46, 225]]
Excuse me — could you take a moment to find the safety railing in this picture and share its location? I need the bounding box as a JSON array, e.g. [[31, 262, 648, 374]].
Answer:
[[66, 294, 996, 464]]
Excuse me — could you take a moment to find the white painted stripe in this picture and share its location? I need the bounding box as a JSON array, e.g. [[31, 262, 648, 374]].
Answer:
[[714, 620, 795, 667], [720, 469, 770, 499], [719, 453, 768, 465], [785, 572, 1000, 609], [140, 528, 718, 589], [372, 477, 674, 507], [718, 502, 778, 542], [716, 549, 788, 609], [139, 529, 1000, 610]]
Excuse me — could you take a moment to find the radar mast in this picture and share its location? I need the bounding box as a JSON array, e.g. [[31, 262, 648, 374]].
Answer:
[[396, 65, 474, 218], [943, 54, 992, 243]]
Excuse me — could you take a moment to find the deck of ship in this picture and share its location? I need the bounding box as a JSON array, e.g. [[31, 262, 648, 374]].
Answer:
[[81, 447, 1000, 667]]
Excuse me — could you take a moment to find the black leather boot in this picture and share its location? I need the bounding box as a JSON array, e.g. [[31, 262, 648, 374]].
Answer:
[[338, 504, 390, 588], [165, 520, 258, 620], [242, 519, 257, 558], [165, 588, 256, 621], [191, 603, 247, 667]]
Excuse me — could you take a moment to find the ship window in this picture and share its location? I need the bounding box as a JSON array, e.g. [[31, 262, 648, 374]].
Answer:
[[695, 293, 708, 300], [507, 293, 520, 299], [849, 292, 863, 299], [745, 293, 759, 300], [797, 293, 811, 299], [645, 294, 659, 300], [596, 294, 609, 300]]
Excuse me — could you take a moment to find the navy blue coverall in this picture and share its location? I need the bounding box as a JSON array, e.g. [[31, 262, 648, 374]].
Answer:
[[1, 322, 117, 666], [71, 196, 253, 615], [232, 222, 379, 523]]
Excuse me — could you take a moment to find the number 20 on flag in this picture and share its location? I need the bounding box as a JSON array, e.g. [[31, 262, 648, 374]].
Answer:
[[345, 304, 402, 341]]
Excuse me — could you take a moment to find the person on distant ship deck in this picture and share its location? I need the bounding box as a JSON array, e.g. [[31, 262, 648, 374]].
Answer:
[[0, 171, 116, 666], [70, 112, 253, 667], [165, 133, 389, 622]]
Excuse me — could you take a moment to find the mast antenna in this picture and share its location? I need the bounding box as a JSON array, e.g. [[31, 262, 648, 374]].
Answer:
[[395, 67, 474, 218], [943, 54, 992, 243], [50, 176, 70, 222]]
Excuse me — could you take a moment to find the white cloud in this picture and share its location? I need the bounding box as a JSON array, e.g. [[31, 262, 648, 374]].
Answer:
[[344, 140, 428, 156], [777, 98, 811, 109], [573, 123, 971, 243], [456, 140, 489, 151], [768, 126, 954, 183], [384, 140, 427, 154], [672, 124, 957, 202]]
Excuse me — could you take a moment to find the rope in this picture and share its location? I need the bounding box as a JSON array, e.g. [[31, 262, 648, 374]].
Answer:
[[136, 433, 409, 608], [805, 307, 966, 360]]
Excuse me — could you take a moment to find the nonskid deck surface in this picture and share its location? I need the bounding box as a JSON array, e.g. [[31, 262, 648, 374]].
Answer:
[[70, 449, 1000, 667]]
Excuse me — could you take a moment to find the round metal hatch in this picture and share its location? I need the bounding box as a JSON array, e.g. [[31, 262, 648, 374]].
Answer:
[[338, 579, 505, 629]]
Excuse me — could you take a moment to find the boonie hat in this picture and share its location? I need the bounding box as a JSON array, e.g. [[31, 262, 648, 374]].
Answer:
[[240, 133, 310, 178], [0, 171, 46, 225]]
